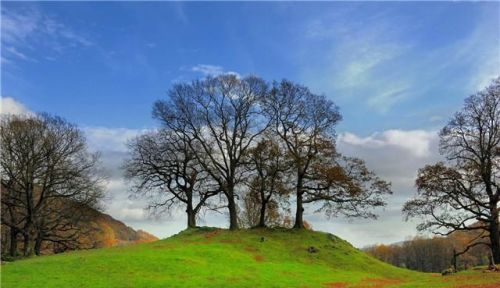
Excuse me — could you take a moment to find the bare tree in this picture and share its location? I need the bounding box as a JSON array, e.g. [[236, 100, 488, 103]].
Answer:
[[0, 113, 105, 256], [124, 129, 218, 228], [307, 143, 392, 221], [243, 138, 290, 227], [403, 77, 500, 262], [1, 182, 24, 256], [265, 80, 391, 228], [153, 75, 270, 229]]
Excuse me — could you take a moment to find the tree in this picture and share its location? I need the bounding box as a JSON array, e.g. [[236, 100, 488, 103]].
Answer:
[[153, 75, 270, 229], [0, 113, 105, 256], [265, 80, 391, 228], [242, 138, 290, 227], [124, 129, 218, 228], [403, 77, 500, 263]]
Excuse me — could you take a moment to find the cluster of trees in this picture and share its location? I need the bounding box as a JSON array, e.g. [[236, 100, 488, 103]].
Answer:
[[1, 114, 105, 257], [365, 232, 490, 273], [124, 75, 392, 230], [3, 73, 496, 269], [404, 77, 500, 264]]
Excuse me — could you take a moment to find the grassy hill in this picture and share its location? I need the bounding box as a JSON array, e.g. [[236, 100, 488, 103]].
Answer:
[[2, 228, 499, 288]]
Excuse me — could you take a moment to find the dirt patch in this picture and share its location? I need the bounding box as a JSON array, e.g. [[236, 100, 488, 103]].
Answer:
[[219, 239, 241, 244], [458, 285, 500, 288], [322, 283, 347, 288], [254, 255, 265, 262], [244, 246, 264, 262], [353, 278, 402, 288], [204, 230, 219, 239], [244, 246, 259, 253]]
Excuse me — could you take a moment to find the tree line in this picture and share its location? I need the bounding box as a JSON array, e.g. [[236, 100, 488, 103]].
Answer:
[[364, 230, 491, 273], [1, 114, 105, 257], [123, 75, 393, 230]]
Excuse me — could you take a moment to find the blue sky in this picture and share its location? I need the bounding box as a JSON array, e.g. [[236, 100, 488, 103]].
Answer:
[[1, 2, 499, 246]]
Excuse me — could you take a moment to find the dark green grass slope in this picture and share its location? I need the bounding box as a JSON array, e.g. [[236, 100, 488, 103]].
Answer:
[[2, 228, 499, 288]]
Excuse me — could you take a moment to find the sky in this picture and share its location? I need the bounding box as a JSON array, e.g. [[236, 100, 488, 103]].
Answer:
[[1, 1, 499, 247]]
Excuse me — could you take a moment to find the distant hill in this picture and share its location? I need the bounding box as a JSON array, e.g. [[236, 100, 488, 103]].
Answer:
[[1, 206, 158, 255], [3, 228, 500, 287], [86, 210, 158, 248]]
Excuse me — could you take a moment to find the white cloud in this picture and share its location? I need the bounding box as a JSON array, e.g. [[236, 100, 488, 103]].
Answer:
[[339, 129, 437, 158], [300, 13, 413, 114], [190, 64, 241, 78], [83, 127, 148, 152], [325, 128, 444, 246], [1, 7, 93, 63], [191, 64, 224, 76], [3, 46, 33, 61], [0, 97, 31, 115], [111, 207, 146, 222], [300, 5, 499, 116]]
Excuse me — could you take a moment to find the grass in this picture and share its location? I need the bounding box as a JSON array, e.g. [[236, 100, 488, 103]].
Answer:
[[2, 228, 500, 287]]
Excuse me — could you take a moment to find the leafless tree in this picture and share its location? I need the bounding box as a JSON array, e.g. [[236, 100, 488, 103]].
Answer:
[[242, 137, 291, 227], [265, 80, 391, 228], [0, 113, 105, 256], [403, 77, 500, 262], [153, 75, 270, 229], [124, 129, 218, 228]]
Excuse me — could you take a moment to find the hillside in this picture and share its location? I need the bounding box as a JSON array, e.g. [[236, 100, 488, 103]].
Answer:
[[89, 211, 158, 248], [1, 206, 158, 256], [2, 228, 500, 288]]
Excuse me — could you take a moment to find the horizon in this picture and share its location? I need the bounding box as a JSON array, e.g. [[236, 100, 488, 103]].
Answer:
[[2, 1, 499, 248]]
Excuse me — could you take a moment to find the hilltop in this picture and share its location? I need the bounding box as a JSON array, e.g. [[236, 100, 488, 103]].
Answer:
[[2, 228, 499, 288]]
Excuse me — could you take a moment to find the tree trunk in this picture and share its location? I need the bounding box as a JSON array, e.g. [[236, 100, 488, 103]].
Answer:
[[294, 171, 305, 229], [226, 186, 239, 230], [452, 248, 457, 272], [258, 200, 267, 228], [23, 233, 31, 256], [23, 223, 36, 256], [9, 228, 18, 257], [186, 202, 196, 228], [489, 207, 500, 263], [34, 236, 43, 256], [294, 192, 304, 229]]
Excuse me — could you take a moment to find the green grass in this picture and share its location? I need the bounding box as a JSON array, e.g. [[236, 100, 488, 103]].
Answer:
[[2, 228, 500, 287]]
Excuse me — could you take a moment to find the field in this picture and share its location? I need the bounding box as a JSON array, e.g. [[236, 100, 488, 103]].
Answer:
[[2, 228, 500, 288]]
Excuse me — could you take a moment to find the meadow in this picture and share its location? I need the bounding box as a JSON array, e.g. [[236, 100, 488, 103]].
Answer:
[[2, 228, 500, 288]]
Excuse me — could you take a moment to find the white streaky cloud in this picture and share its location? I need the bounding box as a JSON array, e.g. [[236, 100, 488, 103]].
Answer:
[[3, 46, 32, 61], [1, 8, 40, 45], [366, 84, 409, 114], [339, 129, 438, 158], [190, 64, 241, 78], [83, 127, 150, 152], [300, 5, 499, 115], [1, 7, 93, 63], [191, 64, 224, 76], [300, 13, 413, 114], [0, 97, 31, 115]]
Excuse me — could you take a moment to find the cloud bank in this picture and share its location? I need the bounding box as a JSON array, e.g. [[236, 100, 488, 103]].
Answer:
[[0, 97, 30, 115]]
